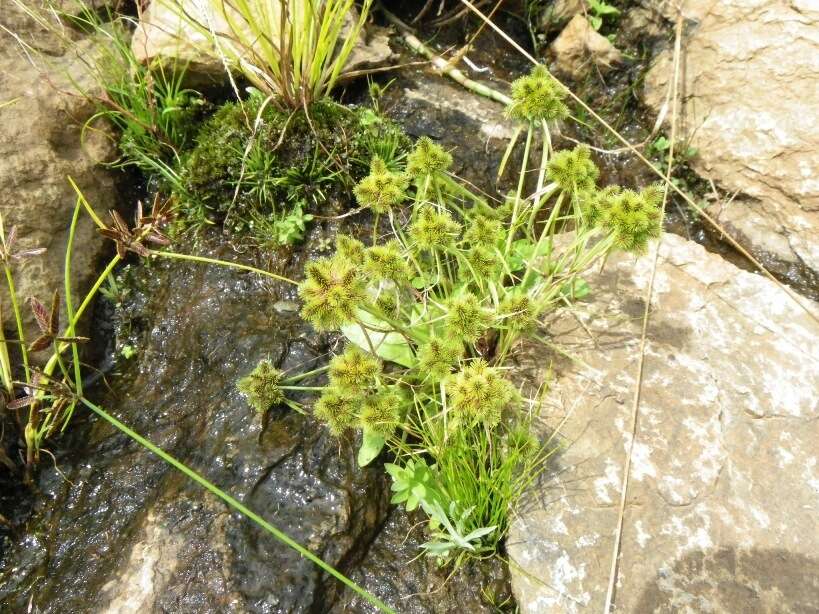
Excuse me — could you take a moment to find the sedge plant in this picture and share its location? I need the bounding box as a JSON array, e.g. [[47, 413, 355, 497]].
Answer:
[[239, 65, 664, 562], [156, 0, 373, 109]]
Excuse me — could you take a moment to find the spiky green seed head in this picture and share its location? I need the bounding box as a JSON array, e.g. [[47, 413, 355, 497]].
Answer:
[[465, 245, 502, 280], [299, 256, 368, 331], [329, 346, 382, 390], [445, 293, 492, 343], [507, 65, 569, 123], [359, 391, 401, 438], [314, 386, 359, 435], [464, 215, 503, 247], [353, 156, 409, 214], [579, 185, 621, 229], [406, 136, 453, 179], [364, 240, 411, 282], [417, 336, 465, 380], [409, 206, 462, 251], [448, 359, 516, 428], [335, 234, 366, 266], [600, 186, 663, 254], [237, 360, 285, 413], [499, 292, 536, 332], [547, 146, 599, 193]]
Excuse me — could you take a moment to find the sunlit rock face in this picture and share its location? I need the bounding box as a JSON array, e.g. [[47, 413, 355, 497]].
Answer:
[[0, 0, 116, 341], [510, 233, 819, 613], [644, 0, 819, 295]]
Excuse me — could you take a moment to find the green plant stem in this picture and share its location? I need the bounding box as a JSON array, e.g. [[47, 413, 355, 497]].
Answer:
[[65, 200, 84, 398], [80, 397, 395, 614], [150, 250, 297, 286], [41, 255, 121, 384], [2, 263, 29, 382], [284, 365, 329, 383], [504, 127, 533, 257]]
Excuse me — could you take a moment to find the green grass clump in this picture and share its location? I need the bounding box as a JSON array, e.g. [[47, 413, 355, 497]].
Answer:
[[174, 93, 410, 246], [157, 0, 373, 109]]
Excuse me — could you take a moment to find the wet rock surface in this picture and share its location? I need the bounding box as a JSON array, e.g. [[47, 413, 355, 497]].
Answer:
[[509, 233, 819, 612], [0, 226, 510, 612], [0, 242, 391, 612], [0, 0, 117, 339], [643, 0, 819, 296]]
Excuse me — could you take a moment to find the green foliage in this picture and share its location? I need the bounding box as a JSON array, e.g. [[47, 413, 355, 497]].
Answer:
[[66, 2, 204, 176], [251, 202, 315, 248], [385, 458, 444, 514], [175, 95, 408, 246], [237, 360, 286, 412], [586, 0, 621, 31], [160, 0, 373, 109], [290, 116, 661, 559]]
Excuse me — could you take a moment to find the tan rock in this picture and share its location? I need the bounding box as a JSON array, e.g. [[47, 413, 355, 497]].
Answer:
[[131, 0, 394, 86], [508, 233, 819, 612], [644, 0, 819, 288], [549, 14, 623, 80], [0, 0, 115, 343], [538, 0, 586, 32]]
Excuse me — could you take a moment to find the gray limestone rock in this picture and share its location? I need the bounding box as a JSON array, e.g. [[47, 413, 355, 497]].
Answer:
[[509, 233, 819, 612]]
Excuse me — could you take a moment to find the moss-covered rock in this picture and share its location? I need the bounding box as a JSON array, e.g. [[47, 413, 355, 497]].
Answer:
[[173, 93, 410, 246]]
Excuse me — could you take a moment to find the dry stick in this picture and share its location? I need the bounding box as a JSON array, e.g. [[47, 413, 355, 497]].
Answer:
[[601, 13, 683, 613], [455, 0, 819, 328], [380, 8, 512, 106]]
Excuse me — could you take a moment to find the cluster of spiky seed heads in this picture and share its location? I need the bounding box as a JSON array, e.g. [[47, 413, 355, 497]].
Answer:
[[599, 185, 664, 253], [353, 157, 409, 213], [364, 240, 411, 282], [237, 360, 285, 413], [289, 87, 664, 455], [417, 336, 465, 380], [464, 215, 502, 247], [445, 293, 492, 343], [547, 145, 600, 193], [314, 346, 400, 438], [406, 136, 453, 179], [329, 346, 382, 389], [579, 184, 663, 253], [359, 391, 401, 438], [298, 256, 368, 331], [507, 65, 569, 123], [410, 206, 461, 251], [448, 359, 516, 428], [499, 292, 535, 332], [313, 386, 359, 435]]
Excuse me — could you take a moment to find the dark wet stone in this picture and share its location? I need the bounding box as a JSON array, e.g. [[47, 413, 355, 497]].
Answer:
[[0, 239, 389, 613]]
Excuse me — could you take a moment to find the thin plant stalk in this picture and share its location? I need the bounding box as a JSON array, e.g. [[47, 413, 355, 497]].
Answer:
[[80, 397, 395, 614]]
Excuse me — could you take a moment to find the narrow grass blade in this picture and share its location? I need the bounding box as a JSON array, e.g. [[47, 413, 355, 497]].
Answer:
[[80, 397, 395, 613]]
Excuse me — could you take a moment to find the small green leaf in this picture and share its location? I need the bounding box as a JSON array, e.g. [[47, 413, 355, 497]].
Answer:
[[560, 277, 591, 299], [358, 429, 385, 467], [342, 309, 416, 368]]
